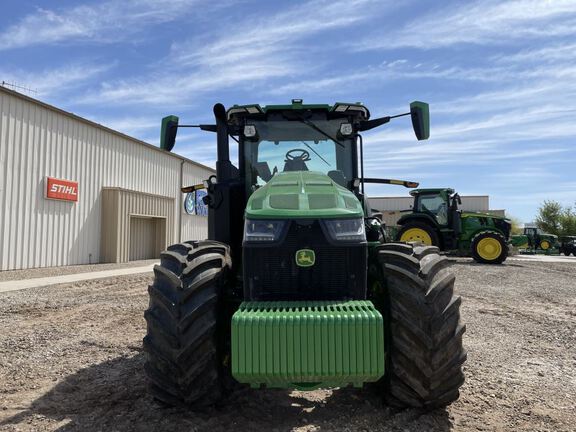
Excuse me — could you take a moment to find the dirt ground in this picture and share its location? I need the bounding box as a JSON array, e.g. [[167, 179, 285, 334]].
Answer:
[[0, 259, 575, 431]]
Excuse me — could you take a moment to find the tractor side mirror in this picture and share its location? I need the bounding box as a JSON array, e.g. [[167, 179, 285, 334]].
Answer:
[[161, 115, 179, 152], [410, 101, 430, 141]]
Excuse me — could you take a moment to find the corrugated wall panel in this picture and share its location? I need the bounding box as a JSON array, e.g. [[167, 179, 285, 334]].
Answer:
[[369, 197, 413, 212], [100, 188, 174, 263], [0, 88, 214, 270], [129, 217, 157, 261]]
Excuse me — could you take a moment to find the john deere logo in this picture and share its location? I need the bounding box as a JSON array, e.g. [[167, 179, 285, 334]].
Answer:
[[296, 249, 315, 267]]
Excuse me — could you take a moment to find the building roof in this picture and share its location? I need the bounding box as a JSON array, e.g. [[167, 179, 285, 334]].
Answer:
[[0, 85, 215, 173]]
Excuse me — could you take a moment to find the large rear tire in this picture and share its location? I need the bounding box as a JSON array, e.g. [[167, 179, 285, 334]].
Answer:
[[377, 243, 466, 409], [143, 240, 232, 407], [396, 222, 440, 247]]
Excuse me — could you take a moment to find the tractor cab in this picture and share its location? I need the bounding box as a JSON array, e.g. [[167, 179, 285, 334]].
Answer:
[[409, 188, 461, 228], [233, 102, 362, 195], [523, 227, 558, 250]]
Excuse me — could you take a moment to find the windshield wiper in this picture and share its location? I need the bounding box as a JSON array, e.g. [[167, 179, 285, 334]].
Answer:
[[301, 141, 331, 166], [294, 114, 346, 148]]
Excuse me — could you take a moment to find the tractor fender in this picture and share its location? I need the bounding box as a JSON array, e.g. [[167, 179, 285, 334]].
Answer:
[[462, 227, 507, 243], [397, 213, 438, 227], [395, 214, 443, 248]]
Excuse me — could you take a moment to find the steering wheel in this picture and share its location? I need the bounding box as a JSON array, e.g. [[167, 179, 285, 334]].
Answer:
[[285, 149, 311, 161]]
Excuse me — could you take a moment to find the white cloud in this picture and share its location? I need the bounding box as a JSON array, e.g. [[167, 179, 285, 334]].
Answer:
[[357, 0, 576, 50], [0, 63, 112, 96], [79, 0, 384, 106], [493, 42, 576, 64], [0, 0, 209, 50], [172, 0, 375, 68]]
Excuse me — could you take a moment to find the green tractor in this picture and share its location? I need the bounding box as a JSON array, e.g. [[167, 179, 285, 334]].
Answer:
[[559, 236, 576, 256], [395, 188, 511, 264], [143, 99, 466, 410], [510, 227, 559, 252]]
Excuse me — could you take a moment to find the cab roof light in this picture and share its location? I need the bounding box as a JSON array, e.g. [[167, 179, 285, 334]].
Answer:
[[332, 103, 370, 118], [227, 105, 263, 120], [339, 123, 354, 137]]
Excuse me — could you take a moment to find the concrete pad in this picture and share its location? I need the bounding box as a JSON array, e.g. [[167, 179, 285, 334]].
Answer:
[[0, 264, 156, 293], [509, 255, 576, 263]]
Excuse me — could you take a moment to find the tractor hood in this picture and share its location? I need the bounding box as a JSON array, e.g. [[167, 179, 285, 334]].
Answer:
[[245, 171, 363, 219], [461, 211, 510, 222]]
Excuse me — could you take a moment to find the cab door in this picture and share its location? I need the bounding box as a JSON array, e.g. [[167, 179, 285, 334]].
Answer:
[[417, 193, 450, 227]]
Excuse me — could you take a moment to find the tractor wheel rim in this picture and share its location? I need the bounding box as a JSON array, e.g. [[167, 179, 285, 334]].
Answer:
[[477, 237, 502, 261], [541, 241, 550, 250], [400, 228, 433, 245]]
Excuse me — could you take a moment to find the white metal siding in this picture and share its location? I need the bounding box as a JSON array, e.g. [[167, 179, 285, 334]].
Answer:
[[369, 197, 414, 212], [459, 196, 490, 212], [0, 88, 213, 270]]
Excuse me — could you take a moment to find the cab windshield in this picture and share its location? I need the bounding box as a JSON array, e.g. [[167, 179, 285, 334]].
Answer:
[[418, 194, 448, 225], [243, 119, 355, 192]]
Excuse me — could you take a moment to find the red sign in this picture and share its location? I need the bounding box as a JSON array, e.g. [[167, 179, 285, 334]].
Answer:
[[45, 177, 78, 202]]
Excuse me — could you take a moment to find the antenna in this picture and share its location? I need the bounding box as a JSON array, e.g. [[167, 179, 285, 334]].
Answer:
[[1, 81, 38, 96]]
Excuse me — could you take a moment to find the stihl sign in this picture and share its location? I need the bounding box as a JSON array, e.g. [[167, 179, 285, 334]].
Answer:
[[45, 177, 78, 202]]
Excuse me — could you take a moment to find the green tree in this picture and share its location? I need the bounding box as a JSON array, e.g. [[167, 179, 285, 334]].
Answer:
[[535, 200, 576, 236], [559, 206, 576, 236], [508, 215, 524, 235]]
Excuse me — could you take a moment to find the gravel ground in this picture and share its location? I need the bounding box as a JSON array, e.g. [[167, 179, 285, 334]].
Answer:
[[0, 260, 158, 282], [0, 259, 575, 431]]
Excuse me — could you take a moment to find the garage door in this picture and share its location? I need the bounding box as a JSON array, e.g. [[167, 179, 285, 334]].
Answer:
[[129, 216, 164, 261]]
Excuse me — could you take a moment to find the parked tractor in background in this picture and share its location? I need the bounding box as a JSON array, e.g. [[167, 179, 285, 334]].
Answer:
[[143, 99, 466, 411], [395, 188, 511, 264], [510, 227, 559, 252], [559, 236, 576, 256]]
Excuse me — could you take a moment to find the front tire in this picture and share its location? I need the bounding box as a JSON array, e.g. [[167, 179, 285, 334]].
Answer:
[[471, 231, 508, 264], [143, 240, 232, 407], [377, 243, 466, 409]]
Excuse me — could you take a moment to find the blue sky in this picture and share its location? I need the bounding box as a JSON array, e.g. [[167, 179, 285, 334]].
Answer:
[[1, 0, 574, 222]]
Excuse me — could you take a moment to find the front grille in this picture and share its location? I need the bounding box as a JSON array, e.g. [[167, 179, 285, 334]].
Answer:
[[243, 221, 366, 301]]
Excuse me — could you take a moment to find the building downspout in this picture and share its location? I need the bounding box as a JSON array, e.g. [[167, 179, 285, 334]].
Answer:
[[178, 160, 184, 242]]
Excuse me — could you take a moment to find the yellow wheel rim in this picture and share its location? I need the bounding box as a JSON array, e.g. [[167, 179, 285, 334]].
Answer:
[[400, 228, 433, 245], [540, 240, 550, 250], [477, 237, 502, 261]]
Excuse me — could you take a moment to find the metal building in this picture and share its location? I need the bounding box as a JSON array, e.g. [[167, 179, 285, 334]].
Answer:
[[0, 86, 214, 271], [369, 195, 505, 227]]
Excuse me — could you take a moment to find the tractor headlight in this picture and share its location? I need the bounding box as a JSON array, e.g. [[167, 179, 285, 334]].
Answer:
[[244, 219, 286, 242], [322, 218, 366, 243]]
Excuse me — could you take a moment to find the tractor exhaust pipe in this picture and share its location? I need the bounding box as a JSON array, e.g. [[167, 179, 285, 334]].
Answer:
[[213, 103, 233, 181]]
